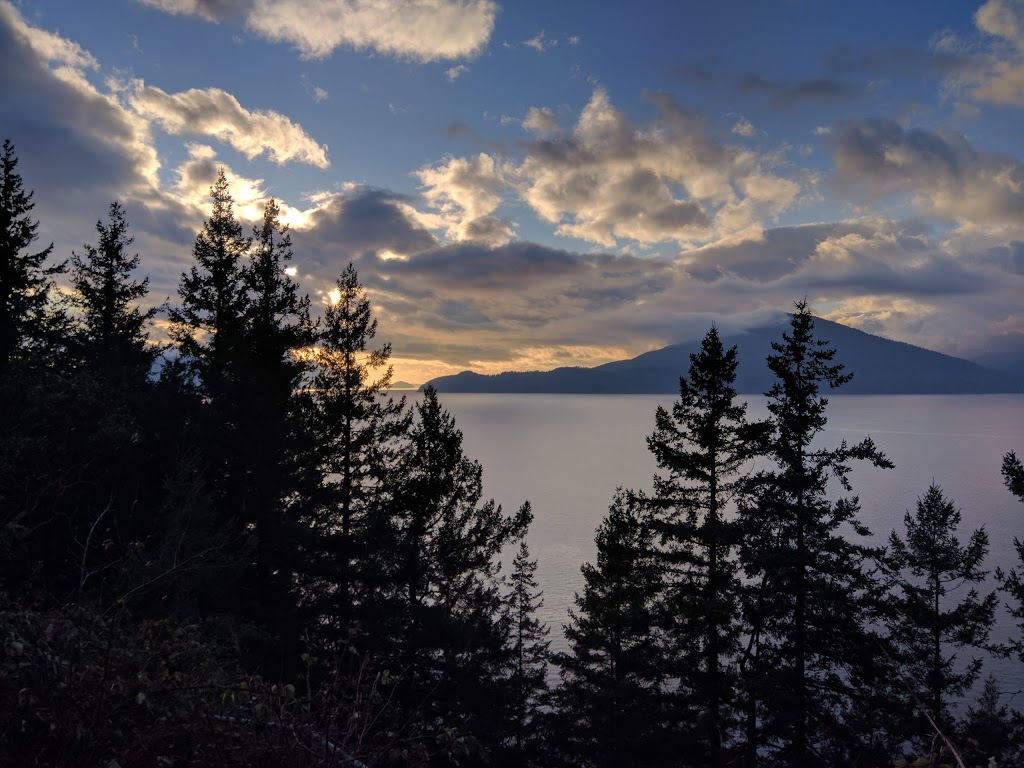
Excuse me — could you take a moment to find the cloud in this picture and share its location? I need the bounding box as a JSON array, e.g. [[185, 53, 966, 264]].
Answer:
[[126, 81, 330, 167], [246, 0, 496, 61], [828, 118, 1024, 239], [731, 116, 756, 137], [133, 0, 248, 21], [511, 89, 801, 247], [446, 64, 469, 81], [522, 106, 559, 135], [134, 0, 497, 61], [415, 153, 513, 244], [524, 30, 555, 53]]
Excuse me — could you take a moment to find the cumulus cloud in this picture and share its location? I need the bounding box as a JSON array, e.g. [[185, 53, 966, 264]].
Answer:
[[524, 30, 555, 52], [415, 153, 513, 244], [247, 0, 496, 61], [512, 89, 801, 247], [134, 0, 497, 61], [126, 82, 329, 167], [933, 0, 1024, 106], [522, 106, 559, 135], [828, 118, 1024, 239]]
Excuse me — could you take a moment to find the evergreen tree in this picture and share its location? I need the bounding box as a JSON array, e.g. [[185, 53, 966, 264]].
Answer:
[[645, 326, 770, 766], [69, 201, 157, 380], [168, 168, 251, 407], [997, 451, 1024, 668], [305, 263, 409, 644], [0, 138, 62, 372], [552, 491, 673, 768], [737, 300, 892, 766], [888, 484, 997, 755], [384, 386, 531, 759], [957, 676, 1024, 767], [501, 541, 551, 767], [237, 198, 316, 677]]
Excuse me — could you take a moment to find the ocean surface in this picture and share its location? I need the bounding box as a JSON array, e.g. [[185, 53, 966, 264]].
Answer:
[[428, 392, 1024, 698]]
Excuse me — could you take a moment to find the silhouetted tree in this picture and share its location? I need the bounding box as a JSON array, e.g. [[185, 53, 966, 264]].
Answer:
[[70, 201, 157, 381], [304, 262, 409, 645], [997, 450, 1024, 671], [552, 491, 673, 768], [645, 326, 769, 766], [737, 300, 892, 766], [957, 676, 1024, 767], [0, 138, 62, 372], [500, 541, 551, 767], [384, 386, 531, 761], [888, 484, 997, 756]]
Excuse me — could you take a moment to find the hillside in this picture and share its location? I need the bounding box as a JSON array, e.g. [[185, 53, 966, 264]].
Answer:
[[425, 317, 1024, 395]]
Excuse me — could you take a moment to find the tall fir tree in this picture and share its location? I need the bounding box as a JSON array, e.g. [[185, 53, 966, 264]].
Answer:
[[0, 138, 62, 373], [500, 541, 551, 767], [887, 484, 997, 756], [168, 168, 251, 409], [70, 201, 157, 381], [737, 300, 892, 766], [997, 451, 1024, 670], [303, 263, 410, 648], [645, 326, 770, 767], [238, 198, 316, 677], [552, 491, 674, 768], [384, 385, 531, 761]]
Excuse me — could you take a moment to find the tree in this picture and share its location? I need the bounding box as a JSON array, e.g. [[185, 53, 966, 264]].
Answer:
[[737, 300, 892, 766], [888, 484, 997, 755], [0, 138, 62, 372], [957, 676, 1024, 767], [304, 263, 409, 644], [168, 167, 251, 407], [552, 491, 673, 768], [501, 541, 551, 766], [69, 201, 157, 381], [384, 386, 531, 757], [998, 451, 1024, 669], [645, 326, 769, 766]]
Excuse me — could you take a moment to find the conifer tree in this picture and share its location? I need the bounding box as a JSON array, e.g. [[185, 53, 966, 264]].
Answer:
[[501, 541, 551, 766], [238, 198, 316, 677], [552, 491, 673, 768], [168, 168, 251, 406], [305, 262, 409, 643], [737, 300, 892, 766], [957, 676, 1024, 767], [70, 201, 157, 380], [997, 451, 1024, 668], [0, 138, 62, 372], [888, 484, 997, 755], [384, 386, 531, 752], [646, 326, 769, 766]]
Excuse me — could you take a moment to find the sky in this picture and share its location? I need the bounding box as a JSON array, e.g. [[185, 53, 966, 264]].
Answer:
[[2, 0, 1024, 384]]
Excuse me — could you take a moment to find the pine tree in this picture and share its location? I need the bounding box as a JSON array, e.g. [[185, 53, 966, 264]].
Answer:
[[888, 484, 997, 754], [957, 676, 1024, 767], [997, 451, 1024, 669], [552, 491, 673, 768], [501, 541, 551, 766], [737, 300, 892, 766], [0, 138, 62, 372], [168, 168, 251, 407], [645, 326, 770, 766], [69, 201, 157, 381], [384, 386, 531, 756], [304, 262, 409, 644], [237, 198, 316, 677]]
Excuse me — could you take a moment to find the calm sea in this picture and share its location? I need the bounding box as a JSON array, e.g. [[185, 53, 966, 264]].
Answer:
[[431, 393, 1024, 697]]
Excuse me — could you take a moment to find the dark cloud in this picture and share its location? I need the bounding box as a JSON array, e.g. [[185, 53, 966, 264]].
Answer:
[[296, 188, 438, 272], [673, 64, 864, 107]]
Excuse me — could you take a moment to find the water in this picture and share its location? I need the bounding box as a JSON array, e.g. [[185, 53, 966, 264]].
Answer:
[[431, 392, 1024, 697]]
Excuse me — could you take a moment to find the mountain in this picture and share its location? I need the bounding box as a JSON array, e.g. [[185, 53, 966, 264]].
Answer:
[[424, 317, 1024, 395]]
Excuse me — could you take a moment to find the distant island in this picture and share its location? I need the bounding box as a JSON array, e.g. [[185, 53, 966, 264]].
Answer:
[[424, 317, 1024, 395], [391, 381, 420, 390]]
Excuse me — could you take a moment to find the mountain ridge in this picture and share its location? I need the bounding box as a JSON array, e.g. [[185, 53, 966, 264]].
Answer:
[[423, 317, 1024, 395]]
